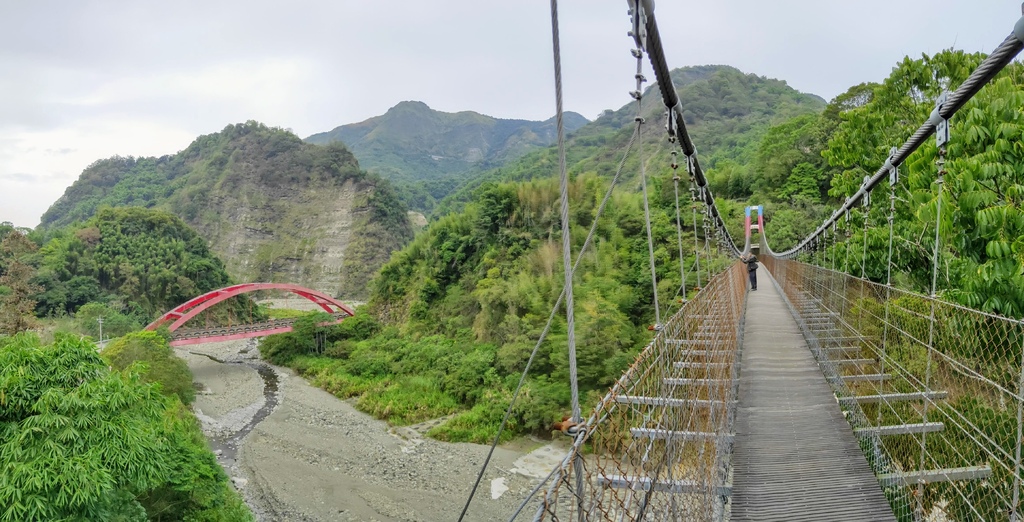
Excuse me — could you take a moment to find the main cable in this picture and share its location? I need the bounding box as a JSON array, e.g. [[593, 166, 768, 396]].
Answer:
[[773, 23, 1024, 258]]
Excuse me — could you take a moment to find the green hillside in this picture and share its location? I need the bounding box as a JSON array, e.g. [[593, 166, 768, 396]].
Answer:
[[305, 101, 589, 211], [33, 207, 254, 320], [258, 65, 832, 442], [438, 65, 827, 231], [39, 122, 412, 299]]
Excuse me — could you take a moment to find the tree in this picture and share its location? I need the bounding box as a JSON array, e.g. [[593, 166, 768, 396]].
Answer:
[[0, 333, 252, 521], [823, 50, 1024, 315], [0, 333, 173, 520], [0, 232, 41, 335], [101, 331, 195, 405]]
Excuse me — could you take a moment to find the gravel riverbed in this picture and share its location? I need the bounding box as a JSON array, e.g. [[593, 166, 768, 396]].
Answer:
[[182, 340, 565, 521]]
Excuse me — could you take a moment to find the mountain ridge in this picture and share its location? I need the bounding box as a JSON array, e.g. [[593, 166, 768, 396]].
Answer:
[[39, 122, 411, 299], [305, 101, 589, 210]]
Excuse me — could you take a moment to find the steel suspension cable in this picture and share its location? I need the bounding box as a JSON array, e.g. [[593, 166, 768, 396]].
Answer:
[[635, 55, 662, 327], [772, 14, 1024, 258], [548, 0, 581, 429], [672, 154, 688, 299], [627, 0, 741, 256]]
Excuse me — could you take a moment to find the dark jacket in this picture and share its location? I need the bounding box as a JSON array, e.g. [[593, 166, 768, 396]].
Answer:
[[744, 256, 758, 272]]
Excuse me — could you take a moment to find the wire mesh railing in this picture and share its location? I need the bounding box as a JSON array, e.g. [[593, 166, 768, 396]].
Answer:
[[531, 262, 746, 521], [763, 254, 1024, 522]]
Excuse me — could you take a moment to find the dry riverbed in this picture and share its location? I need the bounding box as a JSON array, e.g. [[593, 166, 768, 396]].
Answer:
[[182, 340, 566, 521]]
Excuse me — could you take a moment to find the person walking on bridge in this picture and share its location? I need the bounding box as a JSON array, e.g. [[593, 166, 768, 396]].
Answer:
[[742, 254, 758, 291]]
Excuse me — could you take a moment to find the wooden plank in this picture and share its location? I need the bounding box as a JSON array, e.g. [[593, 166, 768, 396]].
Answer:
[[854, 422, 944, 436], [630, 428, 733, 443], [839, 391, 948, 405], [877, 465, 991, 487], [599, 474, 732, 496]]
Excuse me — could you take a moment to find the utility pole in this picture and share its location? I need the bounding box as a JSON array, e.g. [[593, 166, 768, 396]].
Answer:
[[97, 317, 103, 344]]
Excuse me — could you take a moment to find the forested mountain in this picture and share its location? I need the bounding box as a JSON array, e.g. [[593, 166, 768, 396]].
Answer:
[[438, 65, 828, 232], [257, 65, 831, 442], [256, 54, 1024, 450], [39, 122, 413, 299], [33, 207, 259, 326], [305, 101, 589, 211]]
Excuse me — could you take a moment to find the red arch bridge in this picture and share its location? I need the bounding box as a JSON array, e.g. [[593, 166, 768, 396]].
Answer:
[[145, 283, 355, 347]]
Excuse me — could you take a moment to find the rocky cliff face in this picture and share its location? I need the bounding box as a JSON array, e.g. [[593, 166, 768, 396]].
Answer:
[[192, 175, 380, 299], [40, 122, 412, 300]]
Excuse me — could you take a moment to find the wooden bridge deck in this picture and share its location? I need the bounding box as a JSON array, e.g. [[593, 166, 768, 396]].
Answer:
[[729, 269, 896, 521]]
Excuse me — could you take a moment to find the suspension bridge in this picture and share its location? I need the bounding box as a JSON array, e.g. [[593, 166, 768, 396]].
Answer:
[[459, 1, 1024, 520], [141, 2, 1024, 520]]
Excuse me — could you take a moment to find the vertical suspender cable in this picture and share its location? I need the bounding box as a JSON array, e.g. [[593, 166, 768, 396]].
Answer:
[[877, 179, 897, 456], [691, 184, 702, 288], [548, 0, 580, 425], [673, 164, 687, 299], [918, 144, 946, 518], [636, 73, 661, 327], [548, 3, 586, 520]]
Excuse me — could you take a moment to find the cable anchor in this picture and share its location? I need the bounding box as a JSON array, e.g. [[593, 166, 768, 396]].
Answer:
[[862, 175, 872, 207], [887, 146, 900, 186], [626, 1, 649, 51], [553, 417, 584, 436], [934, 91, 950, 147]]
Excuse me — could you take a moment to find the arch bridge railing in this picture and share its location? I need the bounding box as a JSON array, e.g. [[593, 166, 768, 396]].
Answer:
[[145, 283, 355, 346]]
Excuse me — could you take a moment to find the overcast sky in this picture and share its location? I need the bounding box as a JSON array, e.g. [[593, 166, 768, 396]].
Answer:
[[2, 0, 1021, 228]]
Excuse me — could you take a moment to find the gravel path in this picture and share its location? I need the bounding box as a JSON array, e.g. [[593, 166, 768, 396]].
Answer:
[[183, 340, 564, 521]]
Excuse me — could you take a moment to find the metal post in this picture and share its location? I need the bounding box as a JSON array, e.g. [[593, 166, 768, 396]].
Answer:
[[691, 200, 702, 290], [672, 157, 688, 302], [877, 176, 898, 467], [918, 105, 949, 519], [1013, 322, 1024, 522], [97, 317, 103, 344]]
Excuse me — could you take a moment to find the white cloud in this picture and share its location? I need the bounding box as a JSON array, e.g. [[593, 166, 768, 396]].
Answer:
[[1, 121, 198, 227], [0, 0, 1021, 227]]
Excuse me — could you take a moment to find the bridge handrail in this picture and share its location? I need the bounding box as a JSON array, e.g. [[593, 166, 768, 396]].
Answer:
[[771, 16, 1024, 258], [534, 262, 747, 519], [170, 312, 349, 340], [763, 254, 1024, 519]]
